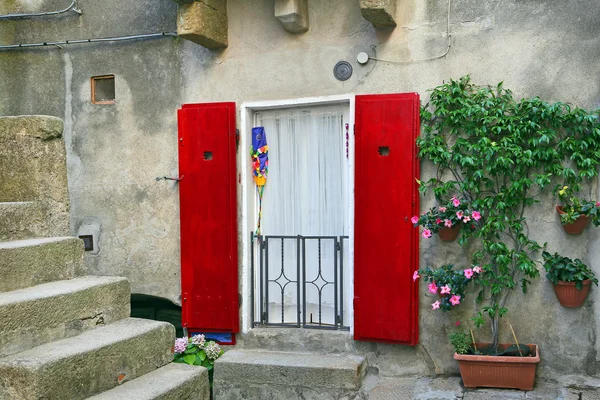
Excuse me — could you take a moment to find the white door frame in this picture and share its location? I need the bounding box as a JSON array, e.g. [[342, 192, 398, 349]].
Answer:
[[239, 94, 356, 333]]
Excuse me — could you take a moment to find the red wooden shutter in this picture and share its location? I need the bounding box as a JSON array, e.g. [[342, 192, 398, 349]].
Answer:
[[178, 102, 239, 333], [354, 93, 420, 345]]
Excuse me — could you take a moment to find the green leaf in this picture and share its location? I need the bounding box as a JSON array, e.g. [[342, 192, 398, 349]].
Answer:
[[183, 354, 196, 365]]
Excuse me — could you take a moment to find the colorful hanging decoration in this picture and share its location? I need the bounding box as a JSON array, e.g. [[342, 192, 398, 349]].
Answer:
[[251, 127, 269, 235]]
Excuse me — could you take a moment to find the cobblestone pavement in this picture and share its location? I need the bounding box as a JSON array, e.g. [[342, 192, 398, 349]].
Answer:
[[366, 375, 600, 400]]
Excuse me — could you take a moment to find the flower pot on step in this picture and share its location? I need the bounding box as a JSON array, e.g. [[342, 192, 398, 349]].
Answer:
[[454, 344, 540, 391], [556, 206, 591, 235], [553, 280, 591, 307], [438, 224, 460, 242]]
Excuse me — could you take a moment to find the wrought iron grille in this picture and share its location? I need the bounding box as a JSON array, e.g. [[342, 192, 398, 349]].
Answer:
[[251, 234, 349, 330]]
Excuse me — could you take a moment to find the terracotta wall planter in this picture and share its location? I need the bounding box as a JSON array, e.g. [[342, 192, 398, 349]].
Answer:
[[553, 280, 591, 307], [556, 206, 590, 234], [438, 224, 460, 242], [454, 344, 540, 390]]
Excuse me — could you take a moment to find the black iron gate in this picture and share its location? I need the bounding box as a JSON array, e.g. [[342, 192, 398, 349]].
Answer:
[[251, 234, 349, 330]]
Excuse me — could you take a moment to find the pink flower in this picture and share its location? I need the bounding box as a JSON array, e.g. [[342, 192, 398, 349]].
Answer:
[[444, 219, 452, 228], [472, 211, 481, 221], [428, 282, 438, 294], [464, 269, 474, 279], [436, 218, 442, 224], [456, 211, 464, 219], [450, 295, 461, 306], [473, 266, 482, 274], [455, 321, 461, 327], [422, 229, 432, 238], [174, 337, 188, 354], [440, 285, 451, 294], [413, 271, 420, 282], [439, 207, 447, 212], [411, 216, 419, 224], [463, 216, 471, 223], [452, 197, 460, 207], [431, 301, 441, 310]]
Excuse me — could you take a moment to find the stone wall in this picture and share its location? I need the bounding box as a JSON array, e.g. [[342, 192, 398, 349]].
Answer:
[[1, 0, 599, 379], [0, 116, 70, 240]]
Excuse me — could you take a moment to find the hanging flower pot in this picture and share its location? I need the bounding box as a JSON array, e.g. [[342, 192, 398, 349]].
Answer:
[[543, 251, 598, 307], [438, 224, 461, 242], [556, 206, 590, 235], [552, 280, 592, 308]]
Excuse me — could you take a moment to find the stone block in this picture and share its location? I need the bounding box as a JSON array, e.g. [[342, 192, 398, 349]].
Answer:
[[88, 363, 210, 400], [0, 318, 175, 400], [213, 349, 366, 399], [0, 237, 86, 293], [275, 0, 309, 34], [359, 0, 397, 28], [0, 116, 69, 238], [0, 276, 130, 357], [177, 0, 228, 49], [0, 201, 45, 241]]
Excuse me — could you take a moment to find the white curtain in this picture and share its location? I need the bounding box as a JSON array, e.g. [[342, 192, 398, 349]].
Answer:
[[253, 104, 350, 326]]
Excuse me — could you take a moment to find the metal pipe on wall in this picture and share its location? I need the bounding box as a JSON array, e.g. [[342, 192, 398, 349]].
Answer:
[[0, 32, 178, 51], [0, 0, 81, 20]]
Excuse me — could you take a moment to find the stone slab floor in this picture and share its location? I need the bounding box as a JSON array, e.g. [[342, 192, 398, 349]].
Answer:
[[365, 376, 600, 400]]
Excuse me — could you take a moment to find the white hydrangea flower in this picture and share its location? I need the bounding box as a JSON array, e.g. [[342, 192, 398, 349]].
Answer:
[[191, 334, 206, 347], [204, 341, 222, 360]]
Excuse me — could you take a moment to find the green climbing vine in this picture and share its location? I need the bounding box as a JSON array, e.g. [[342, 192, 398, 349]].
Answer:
[[418, 75, 600, 350]]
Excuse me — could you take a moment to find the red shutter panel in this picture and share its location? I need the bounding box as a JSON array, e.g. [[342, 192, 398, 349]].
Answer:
[[354, 93, 420, 345], [178, 102, 239, 333]]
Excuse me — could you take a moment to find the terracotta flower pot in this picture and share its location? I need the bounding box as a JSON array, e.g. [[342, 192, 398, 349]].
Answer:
[[454, 344, 540, 391], [556, 206, 591, 235], [553, 280, 591, 307], [438, 224, 460, 242]]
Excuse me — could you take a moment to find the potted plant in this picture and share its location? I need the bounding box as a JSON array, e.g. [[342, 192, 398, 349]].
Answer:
[[450, 326, 540, 391], [414, 264, 482, 310], [174, 334, 224, 393], [416, 76, 599, 390], [555, 185, 600, 234], [411, 196, 480, 242], [542, 251, 598, 307]]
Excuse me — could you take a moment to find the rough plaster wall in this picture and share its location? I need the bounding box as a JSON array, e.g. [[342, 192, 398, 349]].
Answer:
[[1, 0, 600, 379]]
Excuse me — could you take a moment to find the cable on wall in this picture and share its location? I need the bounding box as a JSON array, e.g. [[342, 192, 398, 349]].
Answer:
[[0, 32, 178, 51], [0, 0, 81, 20], [369, 0, 452, 64]]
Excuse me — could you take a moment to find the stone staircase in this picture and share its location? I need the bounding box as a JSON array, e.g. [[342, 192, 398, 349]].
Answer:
[[214, 348, 367, 399], [0, 116, 209, 400]]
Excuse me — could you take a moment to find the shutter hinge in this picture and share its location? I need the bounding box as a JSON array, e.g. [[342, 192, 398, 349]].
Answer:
[[336, 241, 341, 251], [236, 129, 240, 153]]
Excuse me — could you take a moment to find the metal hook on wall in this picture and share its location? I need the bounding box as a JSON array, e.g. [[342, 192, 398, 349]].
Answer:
[[155, 175, 184, 182]]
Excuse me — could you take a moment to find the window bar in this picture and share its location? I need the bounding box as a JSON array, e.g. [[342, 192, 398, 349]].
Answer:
[[259, 235, 265, 325], [265, 237, 270, 325], [340, 236, 346, 328], [302, 237, 307, 328], [251, 232, 255, 327], [296, 235, 301, 328], [280, 238, 285, 324], [334, 237, 339, 329], [318, 238, 322, 326]]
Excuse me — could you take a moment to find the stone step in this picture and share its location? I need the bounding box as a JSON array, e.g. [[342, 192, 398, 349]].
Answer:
[[0, 276, 130, 358], [213, 349, 367, 400], [0, 318, 174, 400], [86, 363, 210, 400], [0, 201, 46, 241], [0, 236, 85, 292]]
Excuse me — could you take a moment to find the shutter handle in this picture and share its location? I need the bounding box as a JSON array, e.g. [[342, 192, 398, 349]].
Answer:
[[404, 216, 408, 222]]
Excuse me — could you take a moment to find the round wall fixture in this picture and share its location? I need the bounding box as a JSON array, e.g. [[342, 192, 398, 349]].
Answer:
[[357, 52, 369, 65], [333, 61, 353, 81]]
